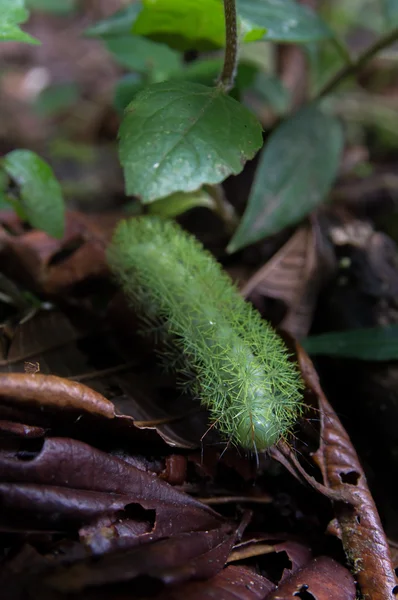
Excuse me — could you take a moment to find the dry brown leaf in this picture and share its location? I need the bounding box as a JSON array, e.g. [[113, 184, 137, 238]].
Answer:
[[296, 344, 398, 600], [267, 556, 356, 599], [0, 210, 120, 295], [242, 221, 334, 339], [0, 373, 115, 418]]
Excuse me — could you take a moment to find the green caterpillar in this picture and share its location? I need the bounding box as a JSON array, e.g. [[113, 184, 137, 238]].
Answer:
[[107, 216, 304, 451]]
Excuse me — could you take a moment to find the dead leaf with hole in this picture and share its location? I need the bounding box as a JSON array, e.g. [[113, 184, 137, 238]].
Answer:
[[267, 556, 356, 600], [295, 344, 398, 600]]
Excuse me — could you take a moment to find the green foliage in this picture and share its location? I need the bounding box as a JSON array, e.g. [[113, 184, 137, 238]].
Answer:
[[105, 35, 182, 79], [0, 0, 39, 44], [119, 81, 263, 202], [384, 0, 398, 25], [2, 150, 65, 239], [228, 105, 344, 252], [85, 4, 142, 38], [34, 83, 79, 117], [148, 189, 216, 218], [114, 74, 143, 114], [113, 58, 257, 113], [26, 0, 77, 15], [237, 0, 332, 43], [251, 73, 291, 116], [302, 326, 398, 361], [132, 0, 227, 49], [107, 216, 303, 451]]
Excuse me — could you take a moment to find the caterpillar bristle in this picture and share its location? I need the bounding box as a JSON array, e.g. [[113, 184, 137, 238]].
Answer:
[[107, 216, 304, 451]]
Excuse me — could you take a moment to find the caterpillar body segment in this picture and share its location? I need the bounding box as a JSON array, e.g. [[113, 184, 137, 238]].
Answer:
[[107, 216, 304, 451]]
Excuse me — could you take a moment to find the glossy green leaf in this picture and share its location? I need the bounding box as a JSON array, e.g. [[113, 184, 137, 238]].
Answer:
[[132, 0, 226, 47], [228, 104, 343, 253], [119, 81, 263, 203], [3, 150, 65, 238], [85, 3, 142, 37], [237, 0, 332, 43], [302, 326, 398, 361], [171, 58, 257, 92], [384, 0, 398, 25], [148, 189, 215, 217], [113, 60, 257, 113], [132, 0, 263, 49], [0, 0, 39, 44], [105, 35, 181, 78]]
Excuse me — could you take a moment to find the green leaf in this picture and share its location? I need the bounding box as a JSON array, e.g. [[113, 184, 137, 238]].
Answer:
[[251, 73, 291, 115], [105, 35, 181, 79], [302, 326, 398, 361], [384, 0, 398, 25], [132, 0, 265, 50], [119, 81, 263, 203], [113, 60, 257, 113], [148, 189, 215, 217], [0, 169, 9, 209], [34, 83, 79, 117], [85, 3, 142, 38], [171, 58, 257, 93], [26, 0, 77, 15], [237, 0, 332, 43], [228, 104, 343, 253], [114, 74, 143, 114], [132, 0, 226, 48], [0, 0, 39, 44], [3, 150, 65, 238]]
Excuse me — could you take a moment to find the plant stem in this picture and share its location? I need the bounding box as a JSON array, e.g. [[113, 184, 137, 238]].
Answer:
[[316, 26, 398, 99], [205, 184, 239, 234], [218, 0, 238, 92]]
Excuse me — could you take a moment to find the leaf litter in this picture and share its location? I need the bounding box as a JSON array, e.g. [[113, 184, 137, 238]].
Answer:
[[2, 5, 398, 597], [0, 205, 389, 600]]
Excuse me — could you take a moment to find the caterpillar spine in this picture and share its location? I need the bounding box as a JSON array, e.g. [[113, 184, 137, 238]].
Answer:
[[107, 216, 304, 451]]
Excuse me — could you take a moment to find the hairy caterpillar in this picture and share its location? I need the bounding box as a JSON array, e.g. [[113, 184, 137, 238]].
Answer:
[[107, 217, 304, 451]]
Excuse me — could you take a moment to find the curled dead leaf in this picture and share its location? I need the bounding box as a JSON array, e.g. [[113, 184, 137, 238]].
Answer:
[[295, 344, 398, 600], [0, 373, 115, 418]]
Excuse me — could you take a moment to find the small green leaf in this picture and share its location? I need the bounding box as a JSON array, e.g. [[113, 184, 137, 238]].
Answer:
[[237, 0, 332, 43], [148, 189, 215, 218], [132, 0, 226, 48], [34, 83, 79, 117], [3, 150, 65, 238], [384, 0, 398, 25], [105, 35, 181, 79], [26, 0, 77, 15], [0, 170, 9, 209], [132, 0, 263, 50], [0, 0, 39, 44], [85, 3, 142, 38], [302, 326, 398, 361], [228, 104, 343, 253], [114, 74, 143, 114], [113, 60, 257, 113], [171, 58, 257, 93], [119, 81, 263, 203]]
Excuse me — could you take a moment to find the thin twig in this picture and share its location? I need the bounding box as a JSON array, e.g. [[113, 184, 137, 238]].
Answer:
[[218, 0, 238, 92], [316, 26, 398, 99]]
